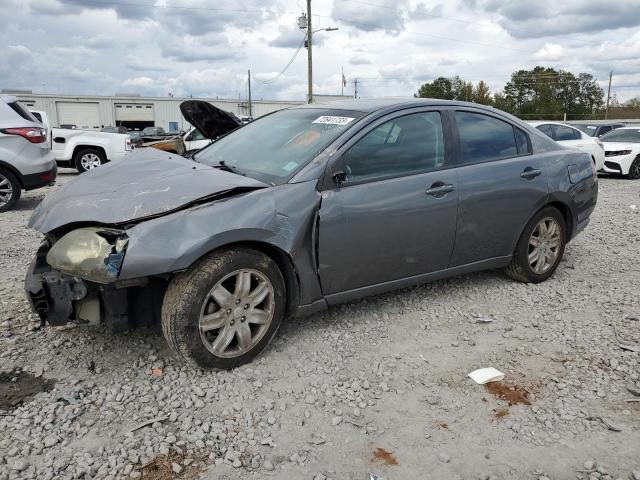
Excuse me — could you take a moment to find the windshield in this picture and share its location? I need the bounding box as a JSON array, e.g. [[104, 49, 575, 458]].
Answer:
[[571, 124, 597, 136], [600, 129, 640, 143], [193, 108, 366, 184]]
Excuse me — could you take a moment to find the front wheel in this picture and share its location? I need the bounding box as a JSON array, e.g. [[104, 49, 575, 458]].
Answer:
[[504, 206, 566, 283], [627, 156, 640, 179], [74, 148, 105, 173], [161, 248, 286, 369]]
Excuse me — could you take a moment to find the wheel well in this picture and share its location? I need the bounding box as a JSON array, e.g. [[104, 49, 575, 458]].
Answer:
[[0, 161, 24, 188], [206, 241, 300, 319], [73, 145, 106, 161], [547, 201, 573, 238]]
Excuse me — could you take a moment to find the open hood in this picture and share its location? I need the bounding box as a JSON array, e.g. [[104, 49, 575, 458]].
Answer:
[[180, 100, 242, 140], [29, 148, 267, 233]]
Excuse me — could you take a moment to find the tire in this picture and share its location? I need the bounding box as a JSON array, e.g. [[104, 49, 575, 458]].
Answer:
[[161, 248, 286, 370], [627, 156, 640, 179], [0, 169, 21, 212], [74, 148, 105, 173], [504, 206, 566, 284]]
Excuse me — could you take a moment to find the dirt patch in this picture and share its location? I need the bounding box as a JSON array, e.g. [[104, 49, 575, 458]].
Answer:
[[371, 447, 399, 466], [438, 422, 449, 430], [484, 381, 531, 406], [0, 369, 55, 410], [138, 451, 207, 480], [493, 408, 509, 419]]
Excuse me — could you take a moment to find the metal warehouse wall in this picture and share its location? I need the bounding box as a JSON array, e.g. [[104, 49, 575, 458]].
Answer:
[[15, 94, 304, 130]]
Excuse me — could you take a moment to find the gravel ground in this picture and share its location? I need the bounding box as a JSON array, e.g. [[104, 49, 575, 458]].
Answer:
[[0, 170, 639, 480]]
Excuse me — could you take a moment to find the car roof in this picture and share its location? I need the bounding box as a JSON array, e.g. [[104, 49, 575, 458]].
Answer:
[[298, 97, 501, 114], [527, 121, 577, 127]]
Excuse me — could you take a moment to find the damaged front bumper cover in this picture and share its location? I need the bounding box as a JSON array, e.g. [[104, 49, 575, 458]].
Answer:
[[25, 244, 165, 332]]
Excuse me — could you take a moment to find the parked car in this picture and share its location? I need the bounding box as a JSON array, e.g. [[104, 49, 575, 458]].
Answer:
[[59, 124, 78, 130], [141, 126, 169, 137], [529, 121, 605, 171], [102, 126, 128, 134], [136, 102, 241, 156], [570, 122, 625, 138], [29, 110, 51, 136], [0, 96, 56, 212], [52, 128, 133, 173], [25, 99, 598, 369], [599, 127, 640, 178]]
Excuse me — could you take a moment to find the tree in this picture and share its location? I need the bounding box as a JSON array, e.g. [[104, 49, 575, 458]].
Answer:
[[472, 80, 492, 105], [416, 77, 453, 99]]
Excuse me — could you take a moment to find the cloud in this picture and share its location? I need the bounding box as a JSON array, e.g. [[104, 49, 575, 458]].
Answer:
[[533, 43, 563, 61], [123, 76, 155, 87], [269, 24, 311, 48], [331, 0, 410, 34], [349, 56, 372, 65], [159, 34, 241, 62]]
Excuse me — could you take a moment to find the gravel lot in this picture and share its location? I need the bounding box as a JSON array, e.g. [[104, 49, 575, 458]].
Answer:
[[0, 170, 639, 480]]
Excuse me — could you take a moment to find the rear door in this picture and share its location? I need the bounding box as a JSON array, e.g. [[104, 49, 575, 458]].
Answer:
[[450, 110, 549, 266], [318, 108, 459, 295]]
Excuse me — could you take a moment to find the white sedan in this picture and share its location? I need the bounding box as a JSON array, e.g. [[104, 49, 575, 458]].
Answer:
[[528, 121, 605, 172], [599, 127, 640, 179]]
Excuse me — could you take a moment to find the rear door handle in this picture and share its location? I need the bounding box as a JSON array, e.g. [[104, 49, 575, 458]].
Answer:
[[521, 168, 542, 180], [426, 184, 454, 197]]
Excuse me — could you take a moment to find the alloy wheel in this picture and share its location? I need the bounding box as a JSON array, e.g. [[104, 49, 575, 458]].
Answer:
[[199, 269, 275, 358], [528, 217, 562, 274], [630, 158, 640, 179], [0, 172, 14, 207], [80, 153, 102, 170]]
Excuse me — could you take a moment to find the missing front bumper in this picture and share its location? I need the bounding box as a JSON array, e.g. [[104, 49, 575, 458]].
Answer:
[[24, 245, 167, 332]]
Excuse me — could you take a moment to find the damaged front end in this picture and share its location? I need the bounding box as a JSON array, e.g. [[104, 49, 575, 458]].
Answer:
[[25, 228, 166, 332]]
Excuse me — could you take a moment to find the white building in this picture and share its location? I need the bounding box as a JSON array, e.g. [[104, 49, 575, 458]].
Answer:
[[7, 92, 305, 131]]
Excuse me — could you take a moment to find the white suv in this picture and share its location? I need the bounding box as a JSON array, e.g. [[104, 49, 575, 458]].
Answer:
[[0, 96, 56, 211]]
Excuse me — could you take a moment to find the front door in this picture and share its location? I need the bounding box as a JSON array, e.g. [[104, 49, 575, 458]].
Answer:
[[318, 110, 459, 295]]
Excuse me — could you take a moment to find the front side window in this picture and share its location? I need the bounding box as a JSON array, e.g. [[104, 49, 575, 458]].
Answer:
[[187, 129, 205, 141], [338, 111, 445, 185], [455, 111, 518, 164]]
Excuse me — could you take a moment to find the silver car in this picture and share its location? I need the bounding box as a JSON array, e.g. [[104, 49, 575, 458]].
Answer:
[[0, 95, 56, 211], [25, 99, 598, 369]]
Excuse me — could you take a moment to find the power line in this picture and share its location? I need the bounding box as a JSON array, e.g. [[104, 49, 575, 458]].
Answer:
[[252, 35, 307, 85], [340, 0, 592, 44], [313, 12, 537, 54]]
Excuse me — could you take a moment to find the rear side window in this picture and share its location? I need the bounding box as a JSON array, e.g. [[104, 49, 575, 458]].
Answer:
[[554, 125, 580, 141], [31, 111, 42, 122], [8, 101, 34, 121], [455, 111, 518, 164]]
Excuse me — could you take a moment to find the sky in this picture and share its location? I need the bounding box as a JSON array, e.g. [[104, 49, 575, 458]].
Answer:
[[1, 0, 639, 105]]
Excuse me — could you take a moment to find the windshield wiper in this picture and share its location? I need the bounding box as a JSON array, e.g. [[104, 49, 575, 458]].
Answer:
[[213, 160, 246, 176]]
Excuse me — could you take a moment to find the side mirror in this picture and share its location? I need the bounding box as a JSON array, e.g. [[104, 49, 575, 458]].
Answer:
[[332, 170, 346, 189]]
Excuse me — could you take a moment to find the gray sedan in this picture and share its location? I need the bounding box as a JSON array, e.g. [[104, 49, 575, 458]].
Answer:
[[25, 99, 598, 369]]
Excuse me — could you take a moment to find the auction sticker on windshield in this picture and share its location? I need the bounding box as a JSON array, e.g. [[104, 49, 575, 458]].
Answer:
[[312, 116, 355, 126]]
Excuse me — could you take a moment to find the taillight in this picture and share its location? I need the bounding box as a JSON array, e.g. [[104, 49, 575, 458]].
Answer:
[[126, 138, 133, 150], [1, 127, 47, 143]]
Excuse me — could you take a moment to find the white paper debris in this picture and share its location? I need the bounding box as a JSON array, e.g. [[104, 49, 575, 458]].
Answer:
[[468, 367, 505, 385]]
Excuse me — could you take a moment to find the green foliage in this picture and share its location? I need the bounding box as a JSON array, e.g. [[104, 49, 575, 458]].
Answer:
[[415, 67, 607, 119]]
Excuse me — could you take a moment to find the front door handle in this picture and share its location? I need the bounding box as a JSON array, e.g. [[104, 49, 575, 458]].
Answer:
[[426, 183, 454, 197], [521, 168, 542, 180]]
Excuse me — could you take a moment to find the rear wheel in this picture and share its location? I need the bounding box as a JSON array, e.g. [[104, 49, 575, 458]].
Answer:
[[74, 148, 105, 173], [161, 248, 286, 370], [627, 156, 640, 179], [0, 169, 21, 212], [505, 206, 566, 283]]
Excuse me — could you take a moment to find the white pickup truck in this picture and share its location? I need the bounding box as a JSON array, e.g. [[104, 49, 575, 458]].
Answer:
[[30, 110, 134, 173], [51, 127, 133, 173]]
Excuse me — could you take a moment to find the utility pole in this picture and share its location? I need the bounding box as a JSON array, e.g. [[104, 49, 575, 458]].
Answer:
[[247, 69, 252, 117], [306, 0, 313, 103], [605, 70, 612, 120], [353, 78, 359, 99], [341, 66, 344, 96]]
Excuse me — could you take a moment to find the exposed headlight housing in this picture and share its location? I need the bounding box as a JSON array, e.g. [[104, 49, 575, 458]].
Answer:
[[46, 228, 128, 284]]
